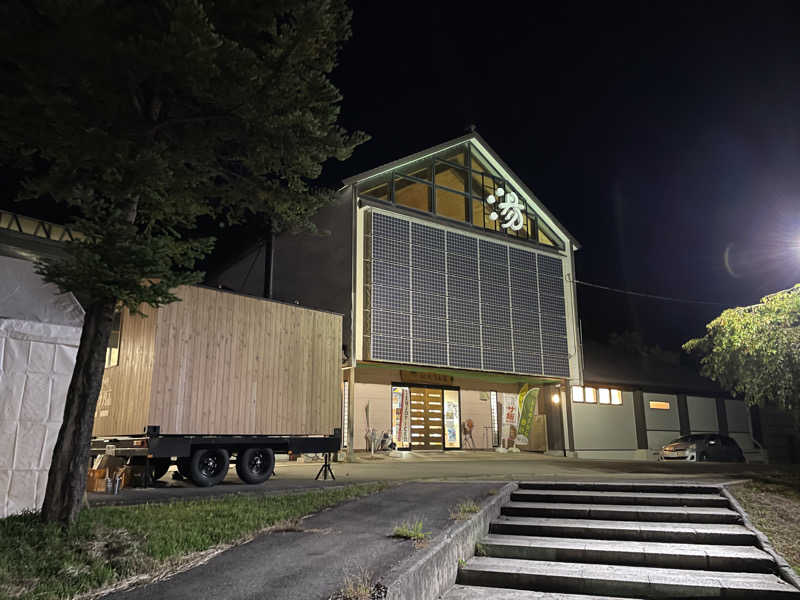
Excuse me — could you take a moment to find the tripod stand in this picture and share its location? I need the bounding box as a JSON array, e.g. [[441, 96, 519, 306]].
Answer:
[[315, 452, 336, 480]]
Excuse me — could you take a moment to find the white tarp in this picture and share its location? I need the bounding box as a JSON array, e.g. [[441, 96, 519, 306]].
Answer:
[[0, 256, 84, 326], [0, 256, 83, 517]]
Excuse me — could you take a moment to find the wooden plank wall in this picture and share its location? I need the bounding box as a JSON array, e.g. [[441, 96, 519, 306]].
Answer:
[[93, 304, 158, 436], [147, 286, 342, 435]]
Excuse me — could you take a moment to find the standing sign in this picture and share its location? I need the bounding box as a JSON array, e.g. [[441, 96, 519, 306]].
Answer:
[[517, 387, 539, 446], [501, 392, 519, 448], [443, 390, 461, 448], [391, 386, 411, 448]]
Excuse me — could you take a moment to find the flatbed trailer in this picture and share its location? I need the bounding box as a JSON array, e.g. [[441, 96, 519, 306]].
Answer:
[[91, 285, 344, 488], [91, 426, 341, 486]]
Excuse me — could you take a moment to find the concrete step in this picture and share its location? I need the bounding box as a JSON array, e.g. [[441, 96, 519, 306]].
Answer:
[[511, 489, 729, 508], [501, 501, 741, 524], [489, 515, 757, 545], [517, 481, 722, 494], [457, 557, 800, 599], [444, 584, 641, 599], [479, 533, 775, 572]]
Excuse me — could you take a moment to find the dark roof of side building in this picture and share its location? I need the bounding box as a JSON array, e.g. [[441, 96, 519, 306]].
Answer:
[[582, 340, 722, 396]]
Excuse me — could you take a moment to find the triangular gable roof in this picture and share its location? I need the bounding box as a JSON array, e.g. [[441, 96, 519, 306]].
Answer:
[[342, 132, 581, 251]]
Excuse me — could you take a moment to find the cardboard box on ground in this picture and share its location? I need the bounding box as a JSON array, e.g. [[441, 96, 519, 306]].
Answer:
[[87, 455, 144, 492]]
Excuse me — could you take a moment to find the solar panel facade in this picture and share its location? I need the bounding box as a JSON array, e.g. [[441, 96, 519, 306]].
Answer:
[[368, 211, 570, 378]]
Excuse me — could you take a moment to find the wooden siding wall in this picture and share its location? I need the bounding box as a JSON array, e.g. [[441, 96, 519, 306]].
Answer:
[[148, 286, 342, 435], [93, 304, 158, 436]]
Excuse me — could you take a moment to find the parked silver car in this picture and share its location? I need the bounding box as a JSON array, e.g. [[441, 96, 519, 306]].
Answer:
[[660, 434, 745, 462]]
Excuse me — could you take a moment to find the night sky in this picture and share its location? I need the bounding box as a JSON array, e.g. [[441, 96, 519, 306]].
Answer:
[[319, 0, 800, 351]]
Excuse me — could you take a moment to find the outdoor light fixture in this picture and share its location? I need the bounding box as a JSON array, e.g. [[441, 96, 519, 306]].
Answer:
[[552, 393, 561, 404]]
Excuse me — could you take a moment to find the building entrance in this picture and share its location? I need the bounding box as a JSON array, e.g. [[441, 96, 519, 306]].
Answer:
[[409, 387, 443, 449], [392, 384, 461, 450]]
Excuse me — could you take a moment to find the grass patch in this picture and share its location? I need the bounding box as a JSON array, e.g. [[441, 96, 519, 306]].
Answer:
[[391, 519, 430, 547], [729, 479, 800, 575], [329, 566, 386, 600], [449, 499, 480, 520], [0, 482, 388, 600]]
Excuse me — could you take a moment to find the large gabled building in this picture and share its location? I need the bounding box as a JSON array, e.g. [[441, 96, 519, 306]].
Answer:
[[271, 133, 582, 451]]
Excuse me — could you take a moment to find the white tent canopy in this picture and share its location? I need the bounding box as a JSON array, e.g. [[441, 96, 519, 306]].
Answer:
[[0, 256, 84, 517], [0, 256, 84, 326]]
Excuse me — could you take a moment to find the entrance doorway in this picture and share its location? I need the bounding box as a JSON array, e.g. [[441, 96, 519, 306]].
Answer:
[[410, 387, 443, 449], [392, 385, 461, 450]]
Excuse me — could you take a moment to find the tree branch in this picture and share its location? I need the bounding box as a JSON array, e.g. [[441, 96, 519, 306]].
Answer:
[[147, 113, 239, 137]]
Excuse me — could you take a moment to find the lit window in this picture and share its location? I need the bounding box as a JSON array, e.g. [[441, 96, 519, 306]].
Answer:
[[105, 310, 122, 368], [610, 389, 623, 405], [470, 170, 485, 198], [435, 162, 468, 193], [472, 198, 484, 227], [358, 181, 389, 202], [571, 386, 584, 403], [394, 176, 431, 212], [537, 220, 563, 249], [442, 149, 466, 166], [598, 388, 610, 404], [649, 401, 671, 410], [585, 387, 597, 403], [397, 158, 432, 181], [435, 188, 468, 222], [470, 150, 500, 176]]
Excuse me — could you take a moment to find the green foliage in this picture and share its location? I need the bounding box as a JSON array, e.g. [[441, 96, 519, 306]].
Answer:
[[0, 0, 367, 310], [0, 482, 387, 599], [449, 498, 480, 520], [391, 519, 430, 544], [684, 285, 800, 430]]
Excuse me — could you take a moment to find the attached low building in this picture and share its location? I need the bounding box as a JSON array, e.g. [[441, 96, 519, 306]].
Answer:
[[568, 340, 762, 462]]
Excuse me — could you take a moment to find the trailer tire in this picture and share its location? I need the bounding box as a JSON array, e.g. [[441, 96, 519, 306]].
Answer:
[[236, 448, 275, 484], [189, 448, 230, 487]]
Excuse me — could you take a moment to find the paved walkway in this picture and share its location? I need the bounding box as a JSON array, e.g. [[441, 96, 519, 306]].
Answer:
[[102, 482, 499, 600], [89, 450, 790, 507]]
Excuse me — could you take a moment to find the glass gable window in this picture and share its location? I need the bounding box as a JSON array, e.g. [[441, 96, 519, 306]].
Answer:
[[436, 188, 468, 221], [358, 181, 389, 203], [356, 143, 565, 250], [435, 162, 468, 193], [394, 176, 431, 212]]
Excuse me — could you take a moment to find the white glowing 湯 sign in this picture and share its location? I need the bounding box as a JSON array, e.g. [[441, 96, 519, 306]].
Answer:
[[486, 187, 525, 231]]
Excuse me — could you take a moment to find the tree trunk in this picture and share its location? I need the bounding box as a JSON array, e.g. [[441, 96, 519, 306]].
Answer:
[[40, 300, 116, 525]]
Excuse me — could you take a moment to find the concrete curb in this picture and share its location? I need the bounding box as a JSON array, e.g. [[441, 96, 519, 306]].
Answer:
[[721, 484, 800, 591], [383, 482, 515, 600]]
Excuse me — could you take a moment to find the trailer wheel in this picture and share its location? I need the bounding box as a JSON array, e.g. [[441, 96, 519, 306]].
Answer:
[[150, 458, 171, 481], [236, 448, 275, 484], [176, 457, 191, 478], [128, 456, 171, 482], [189, 448, 230, 487]]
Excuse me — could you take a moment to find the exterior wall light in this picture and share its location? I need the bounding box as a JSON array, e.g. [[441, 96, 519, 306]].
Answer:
[[552, 393, 561, 404]]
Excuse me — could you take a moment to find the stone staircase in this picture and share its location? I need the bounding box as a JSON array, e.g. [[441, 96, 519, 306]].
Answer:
[[446, 481, 800, 599]]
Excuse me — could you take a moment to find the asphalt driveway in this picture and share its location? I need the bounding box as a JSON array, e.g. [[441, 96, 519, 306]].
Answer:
[[101, 482, 500, 600]]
